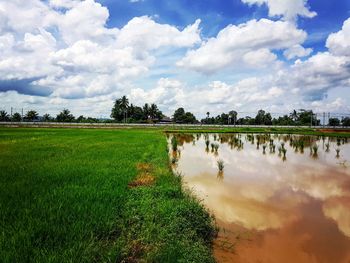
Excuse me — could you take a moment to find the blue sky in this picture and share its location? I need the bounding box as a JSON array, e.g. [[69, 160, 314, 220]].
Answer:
[[101, 0, 350, 49], [0, 0, 349, 118]]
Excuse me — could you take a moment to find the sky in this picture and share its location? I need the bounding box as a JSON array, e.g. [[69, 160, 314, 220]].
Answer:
[[0, 0, 350, 119]]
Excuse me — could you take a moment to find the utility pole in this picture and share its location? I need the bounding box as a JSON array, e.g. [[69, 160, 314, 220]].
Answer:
[[10, 107, 13, 117], [323, 112, 325, 127], [328, 112, 330, 126], [21, 108, 23, 121]]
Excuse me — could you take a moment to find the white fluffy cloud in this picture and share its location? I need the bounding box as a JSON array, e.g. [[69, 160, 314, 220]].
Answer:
[[241, 0, 316, 21], [0, 0, 201, 99], [130, 78, 185, 111], [0, 0, 349, 118], [283, 44, 312, 60], [116, 17, 201, 51], [177, 19, 307, 74], [326, 18, 350, 57]]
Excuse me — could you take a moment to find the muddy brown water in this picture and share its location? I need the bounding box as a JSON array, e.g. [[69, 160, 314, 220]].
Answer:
[[168, 133, 350, 263]]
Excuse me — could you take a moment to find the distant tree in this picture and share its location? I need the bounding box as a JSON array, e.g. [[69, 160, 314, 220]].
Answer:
[[183, 112, 197, 123], [236, 116, 254, 125], [342, 117, 350, 127], [297, 109, 319, 126], [272, 115, 294, 126], [42, 113, 52, 122], [111, 96, 129, 122], [328, 118, 340, 126], [11, 112, 22, 122], [0, 110, 10, 122], [76, 115, 86, 123], [24, 110, 39, 121], [143, 103, 150, 120], [86, 117, 99, 123], [206, 112, 210, 119], [290, 110, 298, 122], [228, 110, 238, 125], [173, 108, 186, 123], [219, 113, 229, 124], [173, 108, 197, 124], [128, 104, 144, 121], [56, 109, 75, 122], [120, 96, 129, 122], [149, 103, 163, 119], [255, 110, 272, 125]]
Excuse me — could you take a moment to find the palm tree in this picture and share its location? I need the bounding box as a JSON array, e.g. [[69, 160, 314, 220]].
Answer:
[[206, 112, 210, 119], [290, 110, 298, 123], [0, 110, 10, 122], [143, 103, 150, 120], [42, 113, 52, 122], [119, 96, 129, 123], [56, 109, 75, 122], [149, 103, 159, 119], [25, 110, 39, 121], [11, 112, 22, 122]]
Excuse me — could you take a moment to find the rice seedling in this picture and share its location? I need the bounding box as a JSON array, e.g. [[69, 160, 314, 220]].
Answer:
[[217, 159, 224, 172], [281, 142, 285, 149], [171, 156, 178, 165], [171, 136, 178, 151], [205, 139, 210, 148], [325, 143, 330, 152], [177, 149, 181, 156], [312, 144, 318, 155], [282, 148, 287, 161], [214, 143, 219, 152], [278, 146, 282, 156], [282, 148, 287, 158], [300, 141, 305, 153], [336, 148, 340, 158], [211, 143, 215, 152], [262, 144, 267, 154]]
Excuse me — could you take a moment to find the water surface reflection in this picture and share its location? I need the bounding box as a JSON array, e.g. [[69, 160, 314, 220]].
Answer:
[[169, 133, 350, 263]]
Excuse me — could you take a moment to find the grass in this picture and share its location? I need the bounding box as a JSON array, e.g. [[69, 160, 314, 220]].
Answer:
[[0, 128, 216, 263]]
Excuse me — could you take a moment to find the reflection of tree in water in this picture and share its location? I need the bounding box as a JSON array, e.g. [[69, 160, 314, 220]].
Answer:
[[170, 133, 349, 162], [336, 148, 340, 158], [173, 134, 195, 146], [217, 160, 224, 180]]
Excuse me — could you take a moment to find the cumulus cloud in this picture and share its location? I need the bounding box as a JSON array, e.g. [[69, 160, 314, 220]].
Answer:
[[0, 0, 201, 99], [241, 0, 316, 21], [283, 44, 312, 60], [0, 0, 349, 117], [130, 78, 185, 111], [326, 18, 350, 56], [116, 17, 201, 51], [177, 19, 307, 74]]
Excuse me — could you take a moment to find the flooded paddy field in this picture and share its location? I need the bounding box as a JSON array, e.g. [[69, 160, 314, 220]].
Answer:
[[168, 133, 350, 263]]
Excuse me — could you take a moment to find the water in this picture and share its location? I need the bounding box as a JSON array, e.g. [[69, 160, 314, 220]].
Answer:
[[168, 133, 350, 263]]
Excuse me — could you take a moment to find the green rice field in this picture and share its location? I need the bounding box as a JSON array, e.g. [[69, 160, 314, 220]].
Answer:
[[0, 128, 216, 263]]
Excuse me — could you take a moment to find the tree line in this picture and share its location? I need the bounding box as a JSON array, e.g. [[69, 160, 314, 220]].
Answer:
[[1, 97, 349, 126], [201, 109, 350, 126], [0, 109, 100, 123]]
